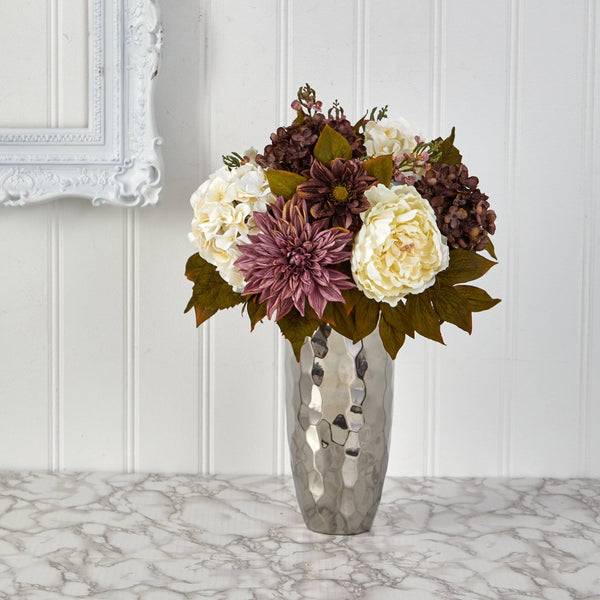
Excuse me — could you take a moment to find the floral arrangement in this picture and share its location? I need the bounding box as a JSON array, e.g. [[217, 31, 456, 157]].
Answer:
[[185, 84, 499, 359]]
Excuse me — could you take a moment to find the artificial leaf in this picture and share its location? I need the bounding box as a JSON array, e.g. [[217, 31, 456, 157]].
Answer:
[[363, 155, 394, 187], [323, 294, 380, 343], [380, 301, 414, 339], [246, 297, 268, 331], [485, 237, 497, 260], [351, 295, 381, 342], [437, 249, 497, 286], [340, 286, 363, 314], [429, 284, 472, 334], [379, 303, 411, 359], [292, 111, 305, 126], [265, 169, 307, 200], [406, 292, 444, 344], [433, 127, 462, 165], [323, 301, 355, 340], [185, 254, 243, 327], [188, 304, 218, 328], [353, 113, 367, 135], [277, 309, 320, 361], [455, 285, 501, 312], [313, 124, 352, 164], [379, 317, 405, 359]]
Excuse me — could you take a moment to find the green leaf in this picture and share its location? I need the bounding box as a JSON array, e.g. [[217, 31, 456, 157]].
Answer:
[[379, 317, 405, 360], [454, 285, 501, 312], [434, 126, 462, 165], [340, 286, 364, 314], [485, 237, 497, 260], [322, 294, 380, 343], [265, 169, 307, 200], [381, 301, 414, 338], [406, 292, 444, 344], [437, 249, 497, 285], [184, 254, 243, 327], [187, 304, 218, 328], [353, 113, 367, 134], [363, 155, 394, 187], [292, 111, 305, 126], [277, 310, 320, 361], [351, 295, 380, 342], [313, 124, 352, 164], [245, 297, 268, 331], [379, 303, 412, 359], [429, 284, 472, 334], [322, 301, 356, 340]]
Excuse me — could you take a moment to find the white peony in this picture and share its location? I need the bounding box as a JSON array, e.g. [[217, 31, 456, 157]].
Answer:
[[364, 117, 418, 158], [189, 163, 276, 292], [351, 184, 449, 306]]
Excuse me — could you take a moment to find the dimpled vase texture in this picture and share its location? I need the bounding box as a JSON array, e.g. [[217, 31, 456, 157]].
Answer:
[[286, 324, 394, 534]]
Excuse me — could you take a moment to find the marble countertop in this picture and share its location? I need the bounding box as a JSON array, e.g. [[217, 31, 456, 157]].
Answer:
[[0, 473, 599, 599]]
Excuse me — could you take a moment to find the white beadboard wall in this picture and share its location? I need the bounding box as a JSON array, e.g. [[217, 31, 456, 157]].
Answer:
[[0, 0, 598, 477]]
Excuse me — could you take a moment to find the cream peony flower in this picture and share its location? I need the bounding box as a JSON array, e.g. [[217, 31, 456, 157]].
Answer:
[[364, 117, 418, 158], [189, 164, 276, 292], [351, 184, 449, 305]]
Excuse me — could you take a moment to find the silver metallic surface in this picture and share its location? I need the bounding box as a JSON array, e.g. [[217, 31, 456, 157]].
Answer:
[[286, 324, 394, 534]]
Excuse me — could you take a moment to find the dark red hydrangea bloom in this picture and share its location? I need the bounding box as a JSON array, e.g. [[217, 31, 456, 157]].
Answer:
[[415, 162, 496, 251], [234, 196, 355, 319], [255, 114, 367, 176], [296, 158, 377, 232]]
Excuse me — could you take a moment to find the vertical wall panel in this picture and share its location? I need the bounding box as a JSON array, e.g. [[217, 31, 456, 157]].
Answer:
[[510, 0, 586, 475], [588, 0, 600, 477], [0, 207, 50, 469], [137, 0, 201, 474], [366, 1, 433, 131], [435, 0, 507, 475], [208, 0, 280, 474], [60, 206, 125, 471], [290, 0, 357, 114], [0, 0, 49, 127], [277, 0, 292, 476], [365, 0, 432, 476]]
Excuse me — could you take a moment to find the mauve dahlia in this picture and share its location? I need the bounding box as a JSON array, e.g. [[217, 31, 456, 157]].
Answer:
[[234, 196, 355, 319], [296, 158, 377, 232]]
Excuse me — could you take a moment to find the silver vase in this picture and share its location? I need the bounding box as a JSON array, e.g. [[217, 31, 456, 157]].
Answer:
[[285, 323, 394, 534]]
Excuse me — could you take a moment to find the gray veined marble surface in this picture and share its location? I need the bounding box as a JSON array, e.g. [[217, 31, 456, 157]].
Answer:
[[0, 473, 599, 599]]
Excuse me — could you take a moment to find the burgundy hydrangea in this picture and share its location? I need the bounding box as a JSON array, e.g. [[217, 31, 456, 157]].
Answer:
[[255, 114, 367, 176], [234, 196, 355, 319], [296, 158, 377, 232], [414, 162, 496, 251]]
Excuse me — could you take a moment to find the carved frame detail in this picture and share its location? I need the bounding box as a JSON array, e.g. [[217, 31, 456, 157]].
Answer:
[[0, 0, 163, 207]]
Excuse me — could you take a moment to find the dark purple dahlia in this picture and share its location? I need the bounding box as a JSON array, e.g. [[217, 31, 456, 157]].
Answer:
[[234, 196, 355, 319], [296, 158, 377, 232]]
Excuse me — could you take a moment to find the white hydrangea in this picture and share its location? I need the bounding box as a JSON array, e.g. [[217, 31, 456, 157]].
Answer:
[[188, 163, 275, 292], [364, 117, 418, 158], [351, 184, 449, 305]]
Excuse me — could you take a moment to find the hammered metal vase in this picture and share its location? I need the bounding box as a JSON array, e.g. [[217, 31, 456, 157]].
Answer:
[[286, 324, 394, 534]]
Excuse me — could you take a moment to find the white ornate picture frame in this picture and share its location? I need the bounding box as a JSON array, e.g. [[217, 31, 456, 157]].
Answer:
[[0, 0, 163, 207]]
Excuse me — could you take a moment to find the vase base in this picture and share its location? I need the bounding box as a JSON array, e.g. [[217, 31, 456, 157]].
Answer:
[[305, 523, 371, 535], [299, 510, 376, 535]]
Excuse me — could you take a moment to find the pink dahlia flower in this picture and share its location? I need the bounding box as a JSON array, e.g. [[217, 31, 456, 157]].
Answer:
[[234, 196, 355, 319]]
